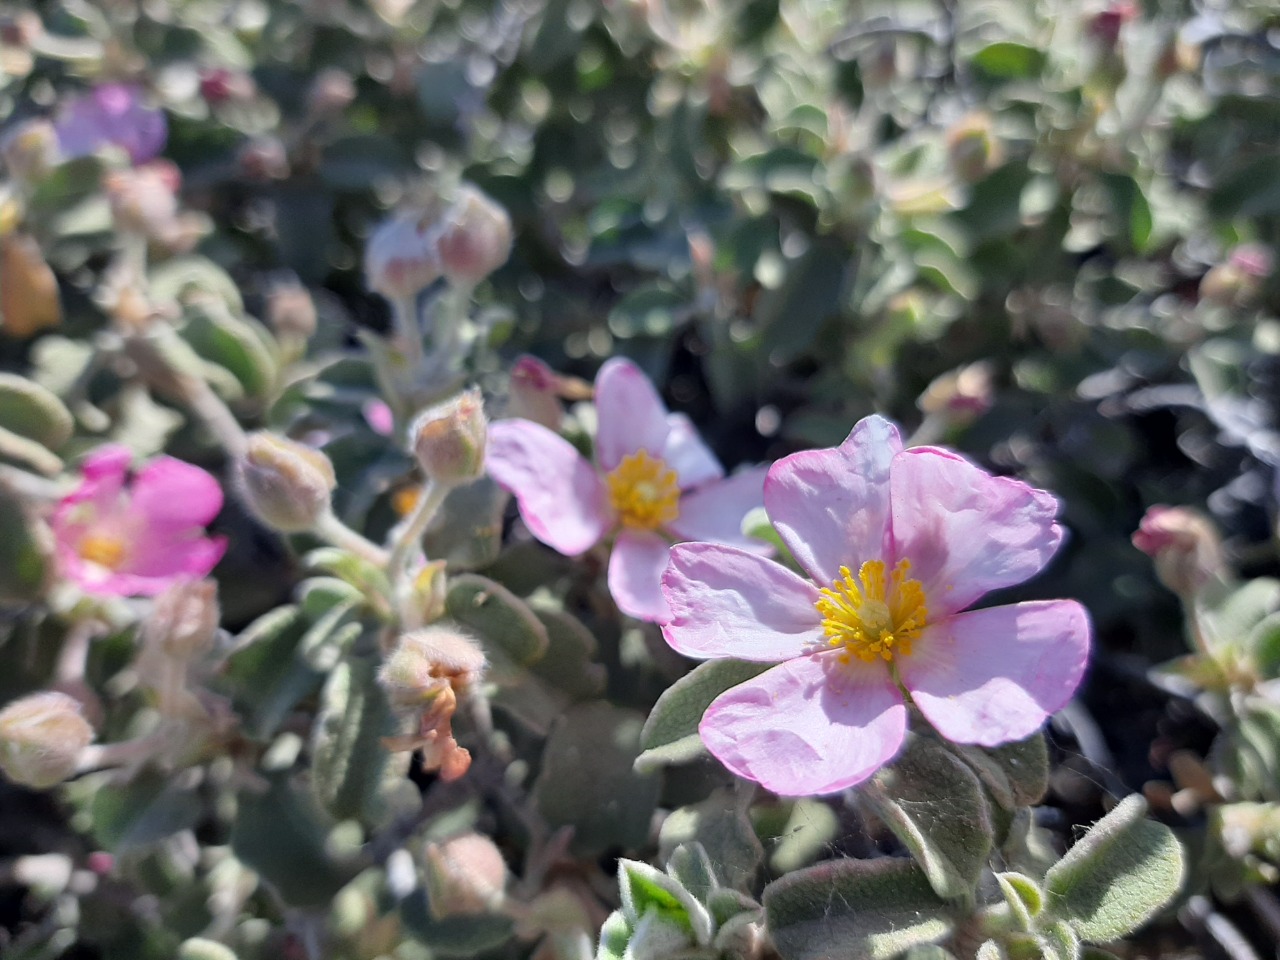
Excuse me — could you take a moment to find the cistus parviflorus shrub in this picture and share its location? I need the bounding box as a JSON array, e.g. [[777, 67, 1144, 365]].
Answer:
[[4, 0, 1280, 956]]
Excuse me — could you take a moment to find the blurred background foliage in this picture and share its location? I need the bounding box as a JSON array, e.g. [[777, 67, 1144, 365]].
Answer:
[[2, 0, 1280, 956]]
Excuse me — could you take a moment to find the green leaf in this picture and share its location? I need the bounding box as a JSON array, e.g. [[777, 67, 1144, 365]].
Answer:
[[596, 911, 632, 960], [1039, 921, 1081, 960], [85, 770, 203, 852], [534, 702, 661, 856], [445, 574, 549, 668], [530, 608, 607, 701], [400, 890, 515, 956], [618, 859, 708, 942], [223, 606, 323, 740], [865, 735, 994, 900], [148, 255, 244, 312], [635, 658, 769, 772], [0, 479, 51, 604], [608, 284, 688, 339], [0, 373, 72, 449], [1043, 796, 1185, 942], [756, 238, 850, 364], [659, 789, 764, 891], [971, 42, 1045, 79], [996, 872, 1044, 931], [181, 301, 278, 401], [763, 857, 954, 960], [955, 733, 1050, 811]]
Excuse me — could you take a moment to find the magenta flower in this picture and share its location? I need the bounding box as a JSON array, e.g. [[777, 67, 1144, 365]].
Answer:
[[486, 358, 767, 621], [661, 415, 1090, 796], [55, 84, 167, 165], [52, 445, 226, 597]]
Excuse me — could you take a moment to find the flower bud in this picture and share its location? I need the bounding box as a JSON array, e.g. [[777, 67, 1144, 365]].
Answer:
[[436, 185, 513, 286], [0, 692, 94, 789], [0, 119, 60, 183], [104, 160, 182, 240], [1133, 505, 1225, 597], [364, 208, 441, 300], [142, 579, 220, 660], [379, 626, 486, 711], [423, 833, 508, 919], [238, 432, 337, 532], [1087, 1, 1137, 50], [199, 68, 256, 106], [508, 355, 564, 431], [1200, 243, 1273, 307], [410, 389, 488, 487], [307, 67, 357, 117], [918, 360, 995, 424], [265, 278, 317, 341], [945, 112, 1004, 184]]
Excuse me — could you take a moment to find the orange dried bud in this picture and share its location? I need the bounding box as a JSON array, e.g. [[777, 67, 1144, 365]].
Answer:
[[0, 232, 60, 337]]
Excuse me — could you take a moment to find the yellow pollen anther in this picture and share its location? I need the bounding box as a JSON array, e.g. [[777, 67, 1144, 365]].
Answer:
[[815, 559, 929, 664], [605, 450, 680, 531], [393, 485, 422, 517], [79, 534, 127, 570]]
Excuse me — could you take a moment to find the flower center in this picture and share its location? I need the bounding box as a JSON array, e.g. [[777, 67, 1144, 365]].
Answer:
[[816, 559, 929, 664], [78, 533, 127, 570], [605, 450, 680, 531]]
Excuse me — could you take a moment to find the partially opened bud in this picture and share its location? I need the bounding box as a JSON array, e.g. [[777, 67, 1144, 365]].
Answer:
[[508, 355, 564, 431], [379, 626, 486, 710], [436, 185, 513, 286], [410, 389, 488, 487], [364, 208, 441, 300], [1133, 505, 1225, 597], [0, 692, 94, 789], [143, 579, 220, 660], [918, 360, 995, 424], [423, 833, 508, 919], [238, 432, 337, 532]]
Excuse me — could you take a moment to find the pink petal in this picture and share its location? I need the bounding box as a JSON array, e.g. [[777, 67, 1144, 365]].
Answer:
[[668, 467, 769, 553], [663, 413, 723, 489], [59, 445, 132, 512], [594, 358, 670, 471], [608, 529, 672, 622], [129, 456, 225, 530], [764, 415, 902, 584], [900, 600, 1091, 747], [363, 399, 395, 436], [486, 419, 610, 556], [127, 530, 227, 579], [662, 543, 823, 661], [700, 654, 906, 796], [889, 448, 1063, 616]]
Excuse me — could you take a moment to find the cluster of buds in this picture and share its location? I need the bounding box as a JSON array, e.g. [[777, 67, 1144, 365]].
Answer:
[[1133, 505, 1226, 598], [379, 626, 486, 781], [364, 184, 512, 301], [0, 691, 94, 789], [237, 432, 338, 532]]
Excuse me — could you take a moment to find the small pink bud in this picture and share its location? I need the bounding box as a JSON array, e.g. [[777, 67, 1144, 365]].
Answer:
[[410, 389, 488, 487], [237, 432, 337, 532], [103, 161, 182, 240], [423, 833, 508, 919], [1087, 1, 1137, 48], [0, 692, 94, 789], [199, 68, 256, 106], [1133, 505, 1225, 597], [436, 185, 513, 286], [237, 136, 289, 182], [307, 68, 356, 116], [918, 360, 995, 423], [364, 208, 441, 300], [265, 278, 318, 341]]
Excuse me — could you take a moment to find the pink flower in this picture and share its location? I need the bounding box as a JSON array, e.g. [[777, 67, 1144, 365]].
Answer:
[[486, 358, 767, 621], [52, 445, 226, 597], [363, 398, 396, 437], [55, 84, 167, 165], [660, 416, 1090, 796]]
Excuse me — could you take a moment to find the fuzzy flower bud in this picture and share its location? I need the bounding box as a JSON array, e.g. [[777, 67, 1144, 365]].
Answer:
[[436, 185, 513, 286], [423, 833, 508, 919], [364, 208, 442, 300], [0, 692, 94, 789], [307, 67, 357, 117], [379, 626, 486, 711], [142, 579, 220, 660], [918, 360, 995, 424], [265, 278, 317, 341], [104, 160, 182, 240], [238, 432, 337, 532], [410, 389, 488, 487], [1133, 505, 1225, 597], [0, 119, 60, 183]]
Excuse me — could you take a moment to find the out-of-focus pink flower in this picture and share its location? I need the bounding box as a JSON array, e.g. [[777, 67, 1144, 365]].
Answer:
[[661, 415, 1090, 796], [55, 84, 167, 165], [508, 355, 566, 431], [486, 358, 767, 622], [1133, 504, 1224, 597], [52, 445, 226, 597]]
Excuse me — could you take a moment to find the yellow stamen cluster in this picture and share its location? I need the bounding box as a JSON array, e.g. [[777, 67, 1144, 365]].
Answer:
[[79, 533, 127, 570], [816, 559, 929, 664], [605, 450, 680, 531]]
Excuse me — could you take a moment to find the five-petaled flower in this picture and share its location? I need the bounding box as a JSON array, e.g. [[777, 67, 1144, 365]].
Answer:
[[486, 357, 767, 621], [660, 415, 1091, 796], [53, 445, 226, 597], [54, 84, 167, 166]]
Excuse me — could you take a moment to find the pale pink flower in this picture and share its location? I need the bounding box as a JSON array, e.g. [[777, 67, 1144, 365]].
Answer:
[[55, 84, 167, 165], [363, 398, 396, 436], [52, 445, 226, 597], [486, 358, 767, 621], [661, 415, 1090, 796]]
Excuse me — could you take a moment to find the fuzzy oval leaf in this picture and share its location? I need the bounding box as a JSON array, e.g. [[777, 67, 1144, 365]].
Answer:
[[445, 574, 549, 667], [310, 657, 399, 824], [0, 373, 73, 449], [763, 857, 953, 960], [636, 658, 769, 772], [866, 735, 993, 900], [1043, 796, 1185, 942]]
